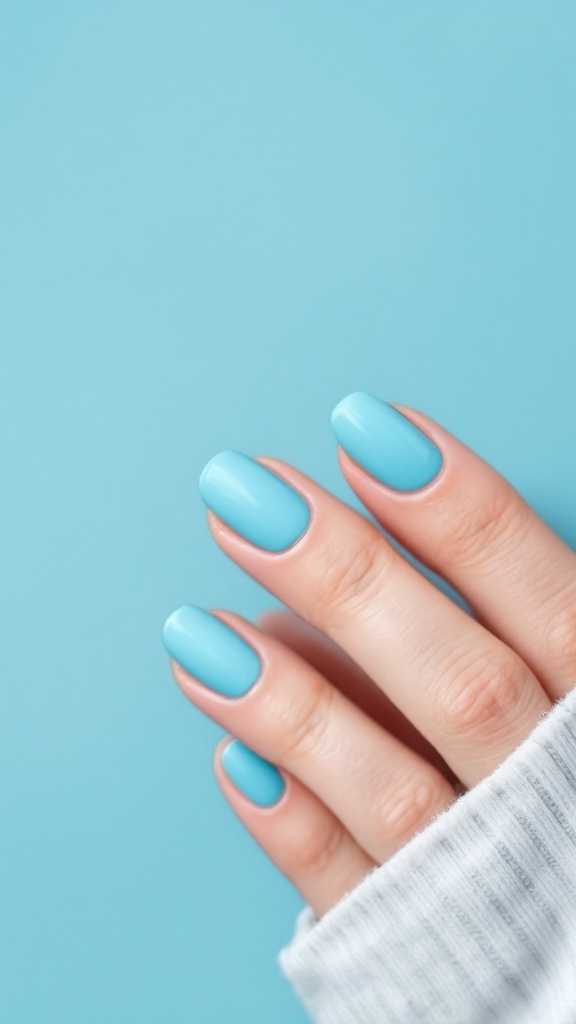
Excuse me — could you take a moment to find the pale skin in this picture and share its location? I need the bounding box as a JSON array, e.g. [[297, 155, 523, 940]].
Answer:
[[168, 405, 576, 918]]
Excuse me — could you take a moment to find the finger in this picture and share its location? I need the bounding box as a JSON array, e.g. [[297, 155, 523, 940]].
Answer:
[[332, 392, 576, 701], [164, 606, 456, 862], [258, 608, 456, 782], [199, 452, 551, 784], [214, 737, 375, 918]]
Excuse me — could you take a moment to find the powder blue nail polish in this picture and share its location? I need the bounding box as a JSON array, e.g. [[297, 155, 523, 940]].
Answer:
[[331, 392, 443, 491], [162, 605, 261, 698], [220, 740, 285, 807], [199, 450, 310, 552]]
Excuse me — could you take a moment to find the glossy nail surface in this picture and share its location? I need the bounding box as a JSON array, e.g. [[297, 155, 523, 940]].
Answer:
[[163, 605, 260, 698], [199, 450, 310, 552], [331, 392, 443, 491], [220, 740, 285, 807]]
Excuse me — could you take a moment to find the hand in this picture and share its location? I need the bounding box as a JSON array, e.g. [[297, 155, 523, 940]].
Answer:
[[163, 393, 576, 918]]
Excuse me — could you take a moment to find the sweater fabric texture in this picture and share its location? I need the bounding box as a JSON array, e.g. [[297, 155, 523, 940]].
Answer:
[[280, 689, 576, 1024]]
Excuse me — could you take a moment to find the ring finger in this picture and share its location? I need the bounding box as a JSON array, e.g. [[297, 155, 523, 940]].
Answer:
[[163, 606, 457, 863]]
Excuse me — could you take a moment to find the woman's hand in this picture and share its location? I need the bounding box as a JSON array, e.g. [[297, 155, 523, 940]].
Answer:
[[163, 393, 576, 918]]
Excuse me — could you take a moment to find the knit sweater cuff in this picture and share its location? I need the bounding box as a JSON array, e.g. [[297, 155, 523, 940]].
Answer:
[[279, 689, 576, 1024]]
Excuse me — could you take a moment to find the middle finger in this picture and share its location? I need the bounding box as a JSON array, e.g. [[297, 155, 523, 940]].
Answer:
[[200, 451, 551, 785], [258, 608, 456, 782]]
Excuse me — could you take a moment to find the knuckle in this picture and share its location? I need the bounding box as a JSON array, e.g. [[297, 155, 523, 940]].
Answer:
[[273, 677, 336, 765], [441, 483, 529, 570], [308, 531, 392, 632], [439, 650, 527, 738], [541, 599, 576, 679], [294, 814, 349, 879], [379, 777, 447, 849]]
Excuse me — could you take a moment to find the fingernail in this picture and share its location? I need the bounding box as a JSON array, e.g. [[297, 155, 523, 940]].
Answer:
[[331, 392, 443, 491], [199, 450, 310, 553], [220, 740, 285, 807], [163, 606, 261, 698]]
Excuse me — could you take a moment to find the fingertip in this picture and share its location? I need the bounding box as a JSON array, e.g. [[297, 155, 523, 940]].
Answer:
[[212, 735, 233, 776], [331, 391, 373, 432]]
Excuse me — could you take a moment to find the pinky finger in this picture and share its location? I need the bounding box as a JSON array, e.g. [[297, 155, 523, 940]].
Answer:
[[214, 737, 375, 919]]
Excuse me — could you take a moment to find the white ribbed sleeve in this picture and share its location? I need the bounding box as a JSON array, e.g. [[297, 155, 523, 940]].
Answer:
[[279, 690, 576, 1024]]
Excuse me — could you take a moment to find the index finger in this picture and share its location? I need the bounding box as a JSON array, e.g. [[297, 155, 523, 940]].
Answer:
[[332, 392, 576, 701]]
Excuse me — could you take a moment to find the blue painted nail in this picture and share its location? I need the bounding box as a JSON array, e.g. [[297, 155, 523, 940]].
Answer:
[[199, 450, 310, 553], [162, 605, 261, 698], [331, 392, 443, 491], [220, 740, 285, 807]]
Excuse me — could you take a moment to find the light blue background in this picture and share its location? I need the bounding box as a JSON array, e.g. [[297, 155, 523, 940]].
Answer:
[[2, 4, 576, 1021]]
